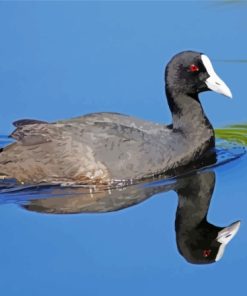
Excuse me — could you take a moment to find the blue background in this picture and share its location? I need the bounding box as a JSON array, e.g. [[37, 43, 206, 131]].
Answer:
[[0, 2, 246, 296]]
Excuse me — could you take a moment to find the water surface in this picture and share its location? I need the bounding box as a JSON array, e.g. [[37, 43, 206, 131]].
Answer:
[[0, 2, 247, 296]]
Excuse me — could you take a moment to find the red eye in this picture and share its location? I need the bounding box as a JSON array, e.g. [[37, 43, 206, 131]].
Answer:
[[189, 64, 199, 72], [203, 249, 212, 258]]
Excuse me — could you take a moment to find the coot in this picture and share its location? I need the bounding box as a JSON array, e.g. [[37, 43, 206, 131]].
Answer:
[[0, 51, 232, 186]]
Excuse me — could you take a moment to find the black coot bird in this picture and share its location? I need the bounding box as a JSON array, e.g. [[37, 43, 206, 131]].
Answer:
[[0, 51, 232, 186]]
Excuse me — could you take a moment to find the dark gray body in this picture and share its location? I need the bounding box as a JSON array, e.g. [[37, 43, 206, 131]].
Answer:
[[0, 110, 213, 186]]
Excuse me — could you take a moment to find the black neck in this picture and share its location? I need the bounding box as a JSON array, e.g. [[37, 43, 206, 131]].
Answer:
[[175, 172, 215, 230], [165, 87, 213, 131]]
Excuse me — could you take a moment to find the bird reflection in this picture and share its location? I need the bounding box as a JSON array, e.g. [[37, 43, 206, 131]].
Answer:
[[174, 172, 240, 264], [9, 168, 239, 265]]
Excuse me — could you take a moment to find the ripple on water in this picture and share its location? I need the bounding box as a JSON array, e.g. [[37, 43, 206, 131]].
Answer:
[[215, 138, 246, 166]]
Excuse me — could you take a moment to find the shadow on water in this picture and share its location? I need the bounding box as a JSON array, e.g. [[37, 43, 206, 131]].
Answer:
[[0, 124, 246, 264]]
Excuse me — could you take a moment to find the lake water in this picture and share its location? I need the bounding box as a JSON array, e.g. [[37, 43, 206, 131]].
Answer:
[[0, 2, 246, 296]]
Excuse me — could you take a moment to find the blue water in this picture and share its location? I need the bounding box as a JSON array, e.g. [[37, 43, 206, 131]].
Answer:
[[0, 2, 247, 296]]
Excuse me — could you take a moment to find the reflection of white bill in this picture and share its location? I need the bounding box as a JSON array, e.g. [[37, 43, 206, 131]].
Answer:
[[216, 221, 241, 261]]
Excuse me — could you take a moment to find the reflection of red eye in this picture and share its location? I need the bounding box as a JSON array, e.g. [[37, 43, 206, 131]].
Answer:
[[203, 249, 212, 258], [189, 64, 199, 72]]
